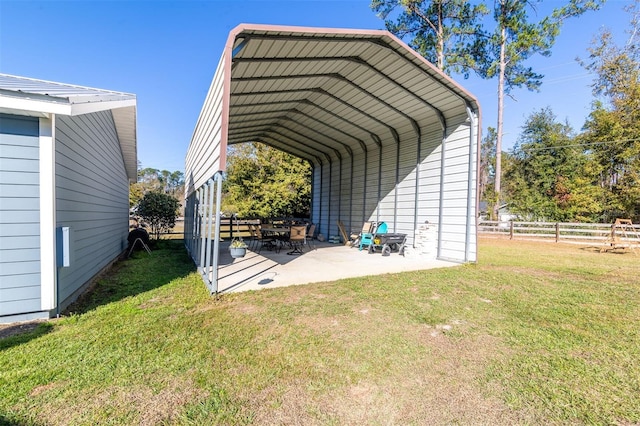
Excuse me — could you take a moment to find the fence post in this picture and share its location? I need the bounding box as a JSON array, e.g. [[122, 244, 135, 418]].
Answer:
[[510, 221, 514, 240], [555, 223, 560, 242]]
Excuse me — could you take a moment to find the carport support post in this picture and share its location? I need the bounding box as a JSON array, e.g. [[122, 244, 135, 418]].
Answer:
[[211, 171, 224, 294], [465, 105, 477, 262], [204, 178, 215, 284], [199, 186, 207, 267]]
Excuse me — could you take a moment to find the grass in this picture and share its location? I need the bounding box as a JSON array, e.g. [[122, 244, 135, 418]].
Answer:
[[1, 238, 639, 425]]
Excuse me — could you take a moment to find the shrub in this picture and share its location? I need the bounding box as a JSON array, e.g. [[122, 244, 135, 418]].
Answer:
[[136, 192, 180, 240]]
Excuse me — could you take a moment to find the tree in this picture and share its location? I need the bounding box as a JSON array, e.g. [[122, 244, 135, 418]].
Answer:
[[136, 192, 180, 240], [579, 0, 640, 221], [479, 127, 497, 217], [222, 142, 312, 219], [503, 107, 603, 221], [371, 1, 604, 221], [480, 0, 604, 220], [371, 0, 488, 74], [130, 166, 185, 212]]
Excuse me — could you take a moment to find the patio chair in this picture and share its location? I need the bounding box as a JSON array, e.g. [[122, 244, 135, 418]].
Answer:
[[256, 225, 276, 253], [305, 223, 317, 250], [359, 221, 388, 251], [287, 225, 307, 255], [247, 224, 261, 251], [350, 221, 373, 248]]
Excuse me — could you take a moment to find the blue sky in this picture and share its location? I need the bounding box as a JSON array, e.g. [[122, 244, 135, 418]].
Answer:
[[0, 0, 633, 173]]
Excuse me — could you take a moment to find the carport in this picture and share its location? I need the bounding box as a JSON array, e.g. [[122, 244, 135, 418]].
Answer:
[[184, 24, 480, 294]]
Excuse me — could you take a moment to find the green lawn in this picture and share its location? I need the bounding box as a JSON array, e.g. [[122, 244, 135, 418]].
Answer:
[[1, 238, 638, 425]]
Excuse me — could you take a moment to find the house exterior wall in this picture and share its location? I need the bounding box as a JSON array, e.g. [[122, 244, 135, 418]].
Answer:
[[55, 111, 129, 311], [0, 114, 42, 317]]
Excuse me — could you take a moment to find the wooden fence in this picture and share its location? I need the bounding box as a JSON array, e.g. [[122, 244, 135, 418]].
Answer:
[[166, 218, 310, 239], [478, 220, 640, 246]]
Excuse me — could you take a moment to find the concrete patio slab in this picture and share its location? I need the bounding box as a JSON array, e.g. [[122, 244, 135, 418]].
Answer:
[[212, 240, 459, 293]]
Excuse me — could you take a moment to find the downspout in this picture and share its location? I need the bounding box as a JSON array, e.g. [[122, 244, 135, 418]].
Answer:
[[465, 105, 477, 262], [211, 171, 224, 294]]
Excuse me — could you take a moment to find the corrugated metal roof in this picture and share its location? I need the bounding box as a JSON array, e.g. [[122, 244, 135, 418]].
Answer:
[[0, 73, 137, 181], [224, 24, 479, 165], [0, 73, 135, 106]]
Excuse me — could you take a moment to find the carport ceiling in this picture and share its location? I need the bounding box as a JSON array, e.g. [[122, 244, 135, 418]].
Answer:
[[226, 24, 479, 165]]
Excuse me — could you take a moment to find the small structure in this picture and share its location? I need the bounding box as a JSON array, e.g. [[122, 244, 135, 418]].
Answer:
[[601, 219, 640, 254], [183, 24, 480, 293], [0, 74, 137, 323]]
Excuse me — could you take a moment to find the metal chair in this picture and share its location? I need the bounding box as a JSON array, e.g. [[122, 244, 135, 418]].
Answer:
[[305, 223, 317, 250], [287, 225, 307, 255], [256, 225, 276, 253]]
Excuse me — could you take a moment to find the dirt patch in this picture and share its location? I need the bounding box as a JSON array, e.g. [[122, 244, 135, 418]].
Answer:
[[247, 330, 535, 425], [0, 320, 47, 339], [25, 376, 207, 426]]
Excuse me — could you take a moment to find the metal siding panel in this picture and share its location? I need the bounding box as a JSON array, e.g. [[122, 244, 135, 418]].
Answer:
[[186, 54, 226, 193], [55, 112, 129, 309]]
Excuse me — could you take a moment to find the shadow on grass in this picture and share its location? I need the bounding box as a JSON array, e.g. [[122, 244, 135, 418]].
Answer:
[[0, 322, 54, 352], [63, 239, 196, 316], [0, 416, 24, 426]]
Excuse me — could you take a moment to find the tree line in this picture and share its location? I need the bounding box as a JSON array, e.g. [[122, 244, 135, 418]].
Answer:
[[485, 3, 639, 222]]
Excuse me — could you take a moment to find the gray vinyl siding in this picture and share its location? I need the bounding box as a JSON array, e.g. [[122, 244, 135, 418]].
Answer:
[[0, 114, 41, 316], [55, 111, 129, 309]]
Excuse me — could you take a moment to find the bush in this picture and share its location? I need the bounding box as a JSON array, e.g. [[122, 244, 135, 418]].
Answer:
[[136, 192, 180, 240]]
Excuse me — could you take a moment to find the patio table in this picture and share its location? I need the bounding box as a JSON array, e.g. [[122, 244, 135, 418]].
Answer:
[[260, 227, 290, 252]]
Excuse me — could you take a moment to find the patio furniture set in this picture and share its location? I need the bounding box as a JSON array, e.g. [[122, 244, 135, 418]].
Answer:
[[248, 222, 317, 255]]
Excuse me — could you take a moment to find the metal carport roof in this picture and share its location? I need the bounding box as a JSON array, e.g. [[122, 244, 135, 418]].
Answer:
[[186, 23, 479, 190]]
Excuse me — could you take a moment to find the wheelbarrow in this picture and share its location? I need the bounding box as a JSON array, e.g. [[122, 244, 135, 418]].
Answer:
[[368, 233, 407, 256]]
